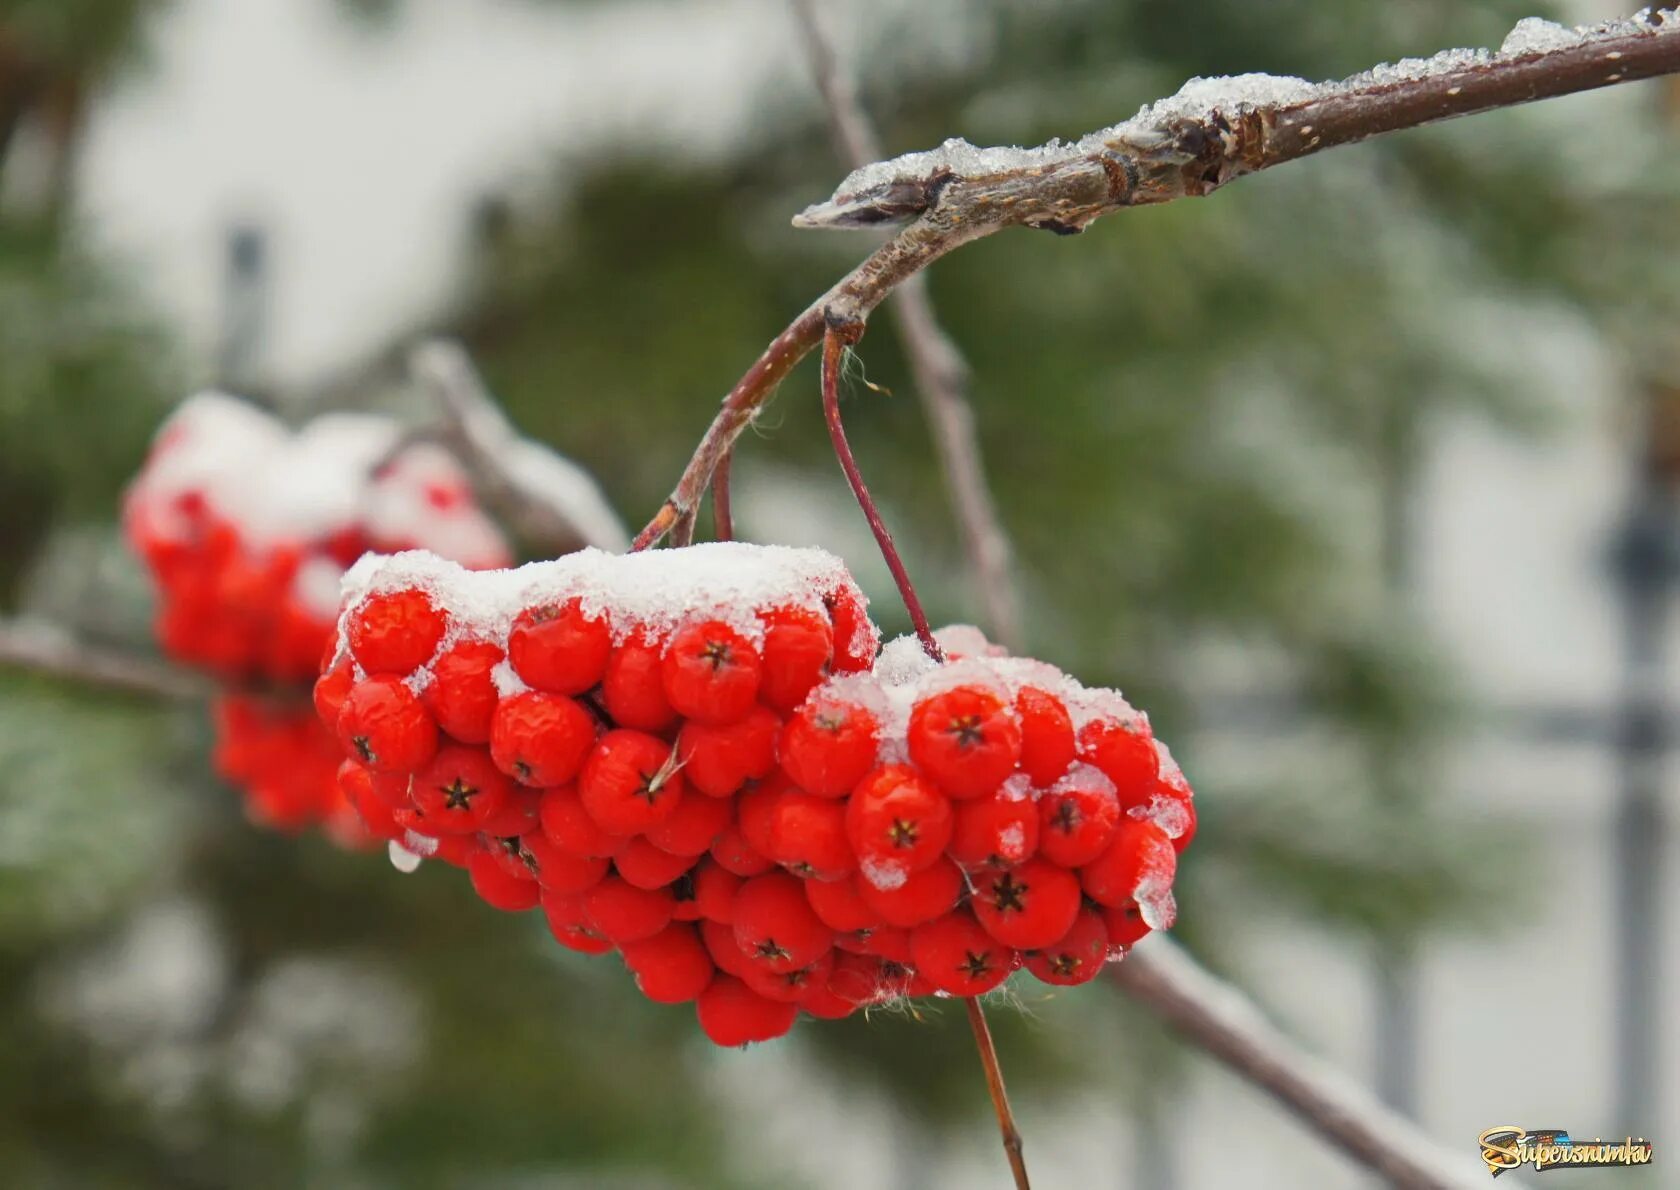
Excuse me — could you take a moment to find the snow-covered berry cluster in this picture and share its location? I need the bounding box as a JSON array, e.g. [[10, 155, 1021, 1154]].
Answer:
[[125, 393, 510, 834], [318, 542, 1193, 1046]]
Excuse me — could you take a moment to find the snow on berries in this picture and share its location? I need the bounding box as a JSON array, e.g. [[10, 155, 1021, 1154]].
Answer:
[[317, 543, 1196, 1048], [125, 393, 510, 838]]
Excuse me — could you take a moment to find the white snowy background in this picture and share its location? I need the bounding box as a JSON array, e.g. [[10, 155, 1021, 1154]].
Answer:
[[59, 0, 1679, 1185]]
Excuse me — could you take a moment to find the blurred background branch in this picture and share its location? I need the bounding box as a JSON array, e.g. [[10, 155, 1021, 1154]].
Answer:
[[0, 617, 203, 700], [408, 338, 630, 554]]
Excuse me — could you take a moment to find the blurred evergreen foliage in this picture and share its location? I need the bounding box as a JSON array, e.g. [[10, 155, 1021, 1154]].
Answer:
[[1, 0, 1676, 1186]]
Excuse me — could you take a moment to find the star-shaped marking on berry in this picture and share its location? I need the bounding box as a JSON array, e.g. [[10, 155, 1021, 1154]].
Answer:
[[959, 950, 994, 980], [990, 871, 1028, 913], [888, 817, 919, 848], [947, 713, 986, 750], [700, 639, 733, 671], [441, 778, 478, 811], [1050, 799, 1079, 834], [351, 735, 375, 763], [755, 938, 791, 964], [1048, 952, 1080, 977]]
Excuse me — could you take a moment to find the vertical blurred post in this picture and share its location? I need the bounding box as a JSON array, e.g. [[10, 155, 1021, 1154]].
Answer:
[[1608, 377, 1678, 1132], [216, 220, 270, 398]]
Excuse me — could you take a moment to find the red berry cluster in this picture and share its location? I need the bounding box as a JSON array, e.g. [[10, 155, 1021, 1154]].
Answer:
[[319, 544, 1194, 1047], [126, 394, 510, 834], [212, 693, 365, 843]]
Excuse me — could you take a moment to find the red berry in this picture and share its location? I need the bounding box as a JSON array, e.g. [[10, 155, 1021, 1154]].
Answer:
[[337, 760, 401, 840], [827, 952, 899, 1007], [741, 951, 833, 1003], [490, 691, 596, 787], [1099, 901, 1152, 949], [643, 786, 732, 856], [909, 910, 1015, 996], [850, 925, 913, 964], [732, 872, 833, 973], [600, 632, 677, 732], [684, 858, 741, 922], [478, 787, 541, 837], [578, 729, 686, 836], [507, 598, 612, 694], [844, 764, 953, 880], [1080, 820, 1176, 908], [701, 918, 754, 977], [620, 923, 716, 1004], [758, 606, 833, 711], [766, 791, 854, 881], [804, 875, 881, 933], [423, 639, 503, 743], [313, 661, 353, 728], [1037, 770, 1120, 867], [777, 698, 879, 797], [501, 830, 607, 894], [734, 775, 791, 858], [410, 744, 514, 833], [678, 706, 780, 797], [538, 784, 623, 857], [1026, 907, 1109, 986], [467, 846, 541, 912], [541, 889, 615, 954], [615, 836, 699, 890], [583, 874, 674, 943], [907, 685, 1022, 799], [661, 619, 761, 725], [971, 857, 1082, 949], [1016, 686, 1075, 786], [709, 823, 774, 877], [1077, 717, 1159, 809], [696, 976, 798, 1046], [948, 786, 1039, 869], [348, 588, 447, 675], [857, 855, 963, 928], [798, 975, 859, 1020], [824, 588, 876, 672], [337, 676, 438, 774]]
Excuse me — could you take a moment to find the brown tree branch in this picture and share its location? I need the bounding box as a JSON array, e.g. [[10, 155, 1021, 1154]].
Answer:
[[633, 9, 1680, 549], [409, 340, 630, 555], [0, 619, 205, 701], [1111, 939, 1525, 1189], [964, 996, 1031, 1190], [820, 322, 944, 660], [789, 0, 1025, 651], [710, 447, 735, 541]]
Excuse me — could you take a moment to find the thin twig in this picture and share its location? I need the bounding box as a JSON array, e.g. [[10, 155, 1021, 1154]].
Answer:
[[0, 618, 205, 701], [634, 12, 1680, 549], [965, 996, 1031, 1190], [790, 0, 1024, 651], [821, 323, 943, 660], [711, 447, 735, 541], [409, 340, 630, 555], [1111, 940, 1526, 1190]]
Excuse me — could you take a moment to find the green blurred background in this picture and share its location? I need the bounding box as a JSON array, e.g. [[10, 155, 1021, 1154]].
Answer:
[[2, 1, 1677, 1186]]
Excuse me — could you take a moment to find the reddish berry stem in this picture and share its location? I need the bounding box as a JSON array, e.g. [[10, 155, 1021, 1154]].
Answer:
[[965, 996, 1031, 1190], [712, 447, 735, 542], [820, 323, 943, 662]]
